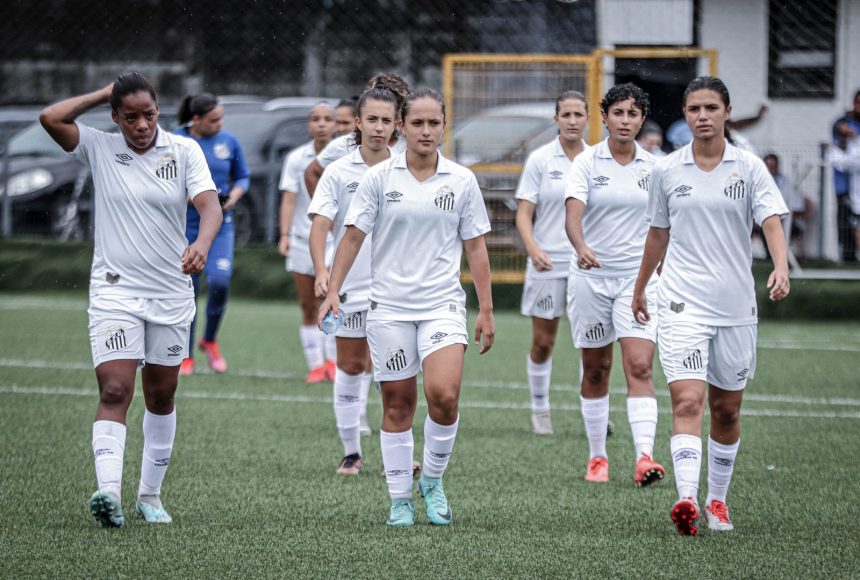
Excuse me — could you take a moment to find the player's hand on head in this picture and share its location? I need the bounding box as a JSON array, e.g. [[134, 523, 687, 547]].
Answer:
[[475, 310, 495, 355], [767, 269, 790, 301]]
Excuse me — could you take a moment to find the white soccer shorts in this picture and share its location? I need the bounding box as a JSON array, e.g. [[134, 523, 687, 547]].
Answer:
[[658, 318, 757, 391], [88, 293, 195, 368], [366, 316, 468, 382], [335, 309, 368, 339], [286, 235, 333, 276], [520, 275, 568, 320], [567, 273, 658, 349]]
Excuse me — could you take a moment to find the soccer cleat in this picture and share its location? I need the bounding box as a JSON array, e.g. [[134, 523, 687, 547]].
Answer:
[[89, 491, 124, 528], [359, 412, 372, 437], [336, 453, 363, 476], [418, 475, 452, 526], [386, 498, 415, 527], [198, 339, 227, 373], [325, 359, 337, 382], [671, 497, 700, 536], [531, 410, 554, 435], [634, 454, 666, 487], [306, 365, 328, 384], [704, 499, 734, 531], [179, 357, 194, 376], [607, 419, 615, 437], [136, 499, 173, 524], [584, 457, 609, 483]]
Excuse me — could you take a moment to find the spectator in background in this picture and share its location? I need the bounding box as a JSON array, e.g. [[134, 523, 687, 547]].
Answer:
[[637, 120, 666, 157], [831, 90, 860, 261], [334, 97, 358, 137], [829, 133, 860, 262], [764, 153, 812, 261]]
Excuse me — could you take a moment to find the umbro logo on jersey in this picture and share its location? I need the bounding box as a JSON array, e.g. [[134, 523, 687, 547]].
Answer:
[[385, 191, 403, 203], [346, 182, 360, 192], [386, 348, 407, 371], [593, 176, 610, 187], [156, 156, 178, 180], [434, 186, 455, 212], [682, 349, 703, 370], [724, 175, 746, 199], [430, 332, 448, 344], [549, 170, 564, 180], [537, 295, 553, 311], [114, 153, 133, 165], [674, 185, 692, 197], [584, 322, 605, 342], [105, 328, 127, 351], [343, 312, 363, 330], [670, 301, 685, 313], [167, 344, 183, 357], [105, 272, 121, 285]]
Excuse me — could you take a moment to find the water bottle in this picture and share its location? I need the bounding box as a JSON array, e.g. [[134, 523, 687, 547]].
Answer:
[[321, 310, 344, 335]]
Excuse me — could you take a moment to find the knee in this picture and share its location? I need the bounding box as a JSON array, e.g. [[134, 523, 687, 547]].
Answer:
[[383, 397, 414, 425], [584, 359, 612, 385], [98, 379, 133, 407], [627, 358, 653, 383], [427, 388, 459, 423], [710, 400, 740, 427], [207, 275, 230, 294], [338, 359, 365, 377], [673, 397, 703, 420], [531, 337, 556, 362]]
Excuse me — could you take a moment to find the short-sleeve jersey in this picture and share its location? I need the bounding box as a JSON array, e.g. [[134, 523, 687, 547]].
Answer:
[[279, 141, 318, 240], [72, 123, 215, 298], [645, 141, 788, 326], [344, 152, 491, 320], [515, 138, 588, 280], [565, 139, 656, 278], [307, 147, 379, 312]]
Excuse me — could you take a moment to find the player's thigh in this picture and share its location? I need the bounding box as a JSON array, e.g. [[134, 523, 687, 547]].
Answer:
[[568, 274, 615, 348], [88, 294, 146, 368], [613, 274, 658, 343], [366, 318, 420, 381], [657, 317, 714, 385], [419, 318, 468, 397], [707, 324, 757, 391], [143, 298, 195, 366]]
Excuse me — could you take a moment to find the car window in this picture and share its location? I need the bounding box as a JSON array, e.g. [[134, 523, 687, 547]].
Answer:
[[451, 116, 554, 165], [8, 115, 115, 156]]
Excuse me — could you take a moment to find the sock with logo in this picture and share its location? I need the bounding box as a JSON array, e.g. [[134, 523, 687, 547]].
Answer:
[[333, 368, 362, 457], [627, 396, 658, 459], [324, 332, 337, 364], [581, 395, 609, 459], [670, 434, 702, 502], [93, 420, 126, 498], [706, 437, 740, 505], [138, 409, 177, 501], [381, 429, 414, 499], [527, 356, 552, 413], [359, 372, 373, 418], [299, 325, 325, 370], [423, 415, 459, 478]]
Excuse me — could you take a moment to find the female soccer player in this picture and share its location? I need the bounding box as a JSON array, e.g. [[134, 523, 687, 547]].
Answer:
[[175, 93, 250, 376], [565, 83, 664, 486], [632, 76, 790, 535], [334, 97, 358, 137], [515, 90, 589, 435], [308, 86, 398, 475], [319, 89, 494, 526], [304, 73, 410, 195], [40, 72, 222, 527], [278, 103, 336, 383]]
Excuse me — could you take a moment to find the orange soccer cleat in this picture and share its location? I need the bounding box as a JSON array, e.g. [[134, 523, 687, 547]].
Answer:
[[306, 365, 328, 384], [704, 499, 734, 531], [179, 357, 195, 376], [198, 339, 227, 373], [634, 454, 666, 487], [584, 457, 609, 483]]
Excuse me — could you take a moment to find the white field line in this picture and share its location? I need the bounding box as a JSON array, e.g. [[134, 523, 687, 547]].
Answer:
[[2, 384, 860, 420], [1, 357, 859, 408]]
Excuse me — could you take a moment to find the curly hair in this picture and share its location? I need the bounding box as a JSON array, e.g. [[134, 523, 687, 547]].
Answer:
[[600, 83, 650, 118]]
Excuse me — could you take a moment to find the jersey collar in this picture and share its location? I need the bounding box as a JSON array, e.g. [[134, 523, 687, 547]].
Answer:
[[596, 138, 650, 161], [680, 139, 737, 164], [392, 150, 452, 174], [153, 126, 171, 149]]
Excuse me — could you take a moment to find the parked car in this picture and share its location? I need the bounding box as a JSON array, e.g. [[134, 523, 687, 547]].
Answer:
[[449, 103, 558, 251], [0, 106, 45, 150]]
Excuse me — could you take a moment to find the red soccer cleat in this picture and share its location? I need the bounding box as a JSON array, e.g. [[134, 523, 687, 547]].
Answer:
[[179, 357, 194, 376], [634, 454, 666, 487], [671, 497, 700, 536], [704, 499, 734, 531], [325, 359, 337, 382], [306, 365, 328, 384], [584, 457, 609, 483], [198, 339, 227, 373]]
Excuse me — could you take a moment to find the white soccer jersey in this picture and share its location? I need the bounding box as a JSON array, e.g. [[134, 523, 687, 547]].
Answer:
[[279, 141, 318, 241], [565, 139, 656, 278], [73, 123, 215, 299], [646, 141, 788, 326], [308, 147, 380, 312], [317, 133, 356, 169], [516, 138, 588, 280], [344, 152, 491, 320], [829, 138, 860, 214]]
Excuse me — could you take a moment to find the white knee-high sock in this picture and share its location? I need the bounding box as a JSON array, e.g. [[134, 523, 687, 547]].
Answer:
[[299, 325, 324, 370], [627, 396, 658, 459], [581, 395, 609, 459], [138, 409, 176, 499], [423, 415, 459, 478], [527, 356, 552, 412], [333, 367, 362, 457], [93, 420, 126, 498], [706, 437, 740, 505], [381, 429, 414, 499], [324, 332, 337, 363], [359, 372, 372, 417], [670, 434, 702, 502]]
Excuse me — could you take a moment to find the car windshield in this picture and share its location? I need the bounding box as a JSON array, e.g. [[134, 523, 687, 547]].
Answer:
[[8, 116, 116, 156], [451, 116, 552, 165]]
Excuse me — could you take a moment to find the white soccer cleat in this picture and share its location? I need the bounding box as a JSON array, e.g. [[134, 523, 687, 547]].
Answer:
[[531, 410, 554, 435], [704, 499, 734, 531]]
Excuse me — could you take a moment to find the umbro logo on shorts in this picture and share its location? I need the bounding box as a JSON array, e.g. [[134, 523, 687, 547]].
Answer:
[[674, 185, 692, 197], [386, 348, 407, 371], [670, 301, 685, 313], [682, 349, 703, 370], [549, 170, 564, 180], [385, 191, 403, 203], [724, 176, 746, 199], [584, 323, 605, 342], [737, 368, 749, 381], [430, 332, 448, 344], [105, 328, 127, 351], [537, 295, 553, 311], [114, 153, 133, 166], [167, 344, 183, 357], [105, 272, 121, 285], [347, 181, 360, 192], [434, 186, 455, 212], [343, 312, 363, 330], [593, 176, 610, 187]]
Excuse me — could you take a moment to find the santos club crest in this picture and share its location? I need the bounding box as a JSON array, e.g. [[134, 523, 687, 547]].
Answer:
[[434, 185, 455, 212]]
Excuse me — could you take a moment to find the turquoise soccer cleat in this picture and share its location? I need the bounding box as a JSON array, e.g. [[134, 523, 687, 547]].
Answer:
[[385, 498, 415, 527], [136, 499, 173, 524], [89, 491, 124, 528], [418, 475, 452, 526]]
